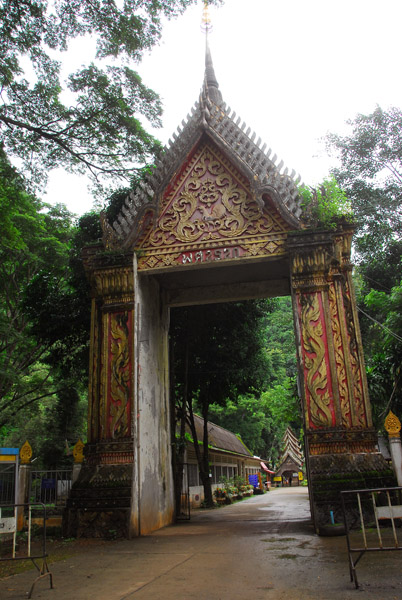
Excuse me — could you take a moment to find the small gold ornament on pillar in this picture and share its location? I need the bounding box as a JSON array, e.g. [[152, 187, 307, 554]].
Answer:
[[385, 411, 401, 438], [19, 440, 32, 465], [73, 439, 85, 464]]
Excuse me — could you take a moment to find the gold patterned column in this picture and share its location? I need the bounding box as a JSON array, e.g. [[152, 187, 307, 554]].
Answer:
[[83, 250, 135, 465], [288, 227, 377, 457]]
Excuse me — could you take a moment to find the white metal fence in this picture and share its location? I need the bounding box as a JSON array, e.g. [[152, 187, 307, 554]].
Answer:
[[341, 486, 402, 588], [29, 470, 72, 506]]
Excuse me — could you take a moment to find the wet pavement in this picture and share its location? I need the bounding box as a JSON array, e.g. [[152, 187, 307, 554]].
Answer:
[[1, 487, 401, 599]]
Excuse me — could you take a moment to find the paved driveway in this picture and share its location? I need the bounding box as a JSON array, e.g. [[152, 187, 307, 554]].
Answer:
[[1, 487, 401, 599]]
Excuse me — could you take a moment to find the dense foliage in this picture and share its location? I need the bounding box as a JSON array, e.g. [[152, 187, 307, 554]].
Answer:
[[0, 149, 88, 461], [327, 106, 402, 266], [299, 176, 352, 229], [326, 106, 402, 425], [170, 297, 301, 505], [208, 297, 300, 466], [0, 0, 221, 191], [170, 300, 272, 505]]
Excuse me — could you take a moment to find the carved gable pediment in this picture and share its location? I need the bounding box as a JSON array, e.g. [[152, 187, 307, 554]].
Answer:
[[136, 139, 291, 272]]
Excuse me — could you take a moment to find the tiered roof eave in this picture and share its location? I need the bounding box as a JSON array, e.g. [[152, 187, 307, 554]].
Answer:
[[278, 427, 304, 470], [110, 52, 305, 250]]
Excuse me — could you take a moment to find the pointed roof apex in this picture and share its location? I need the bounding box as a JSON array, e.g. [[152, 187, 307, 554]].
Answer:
[[204, 40, 222, 105], [107, 10, 305, 249]]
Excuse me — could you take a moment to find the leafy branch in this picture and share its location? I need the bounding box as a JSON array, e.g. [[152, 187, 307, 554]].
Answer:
[[299, 176, 353, 229]]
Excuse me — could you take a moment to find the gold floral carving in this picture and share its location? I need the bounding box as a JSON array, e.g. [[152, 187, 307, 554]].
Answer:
[[110, 313, 130, 438], [73, 439, 85, 463], [100, 312, 108, 439], [341, 277, 367, 426], [20, 440, 32, 465], [136, 141, 289, 270], [89, 299, 99, 442], [385, 411, 401, 438], [93, 267, 134, 304], [328, 284, 351, 426], [300, 293, 333, 428], [241, 240, 284, 257], [291, 248, 328, 277]]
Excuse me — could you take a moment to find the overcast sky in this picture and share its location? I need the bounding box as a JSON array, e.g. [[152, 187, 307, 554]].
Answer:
[[45, 0, 402, 216]]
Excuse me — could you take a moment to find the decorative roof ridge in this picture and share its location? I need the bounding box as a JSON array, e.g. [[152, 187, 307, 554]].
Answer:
[[205, 100, 304, 220], [282, 426, 299, 441], [109, 83, 305, 249], [111, 98, 205, 246], [279, 449, 304, 468]]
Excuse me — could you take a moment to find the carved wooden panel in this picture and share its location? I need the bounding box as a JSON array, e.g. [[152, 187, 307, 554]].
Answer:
[[340, 275, 368, 427], [297, 291, 337, 430], [99, 310, 133, 440], [88, 299, 100, 442], [328, 282, 352, 427]]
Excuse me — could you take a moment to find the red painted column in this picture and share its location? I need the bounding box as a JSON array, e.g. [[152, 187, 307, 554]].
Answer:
[[288, 227, 391, 533], [289, 228, 376, 456], [86, 260, 135, 465]]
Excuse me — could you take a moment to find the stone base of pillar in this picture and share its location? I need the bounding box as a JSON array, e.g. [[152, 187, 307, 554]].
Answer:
[[308, 452, 396, 535], [63, 463, 133, 538]]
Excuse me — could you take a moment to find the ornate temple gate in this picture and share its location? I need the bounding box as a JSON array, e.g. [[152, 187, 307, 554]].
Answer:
[[64, 50, 391, 538]]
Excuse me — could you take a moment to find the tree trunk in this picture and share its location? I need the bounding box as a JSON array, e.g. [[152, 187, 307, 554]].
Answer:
[[187, 397, 214, 507], [201, 396, 214, 506]]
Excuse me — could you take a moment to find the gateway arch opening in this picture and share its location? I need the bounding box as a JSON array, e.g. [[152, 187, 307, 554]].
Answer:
[[64, 47, 391, 539], [169, 295, 300, 514]]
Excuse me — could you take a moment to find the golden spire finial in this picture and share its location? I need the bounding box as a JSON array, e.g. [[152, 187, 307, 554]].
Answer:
[[201, 0, 212, 34]]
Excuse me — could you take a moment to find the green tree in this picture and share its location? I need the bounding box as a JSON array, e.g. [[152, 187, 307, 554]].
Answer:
[[263, 297, 297, 383], [326, 106, 402, 423], [326, 106, 402, 277], [0, 0, 219, 191], [0, 156, 102, 461], [208, 297, 301, 466], [208, 381, 300, 467], [24, 210, 102, 387], [299, 175, 352, 229], [2, 384, 87, 468], [0, 148, 76, 427], [363, 283, 402, 425]]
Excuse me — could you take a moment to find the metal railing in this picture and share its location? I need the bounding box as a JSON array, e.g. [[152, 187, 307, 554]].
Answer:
[[0, 502, 53, 598], [29, 469, 72, 506], [341, 486, 402, 588]]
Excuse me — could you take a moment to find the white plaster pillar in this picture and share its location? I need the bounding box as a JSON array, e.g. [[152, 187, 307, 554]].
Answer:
[[16, 464, 30, 531], [132, 256, 174, 536], [17, 441, 33, 530]]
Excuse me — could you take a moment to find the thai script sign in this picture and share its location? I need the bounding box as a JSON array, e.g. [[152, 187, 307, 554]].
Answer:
[[181, 246, 241, 265]]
